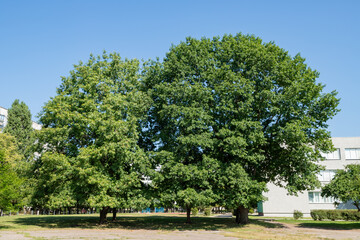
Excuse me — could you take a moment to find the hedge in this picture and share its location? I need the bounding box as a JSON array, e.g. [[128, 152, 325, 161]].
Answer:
[[310, 209, 360, 221]]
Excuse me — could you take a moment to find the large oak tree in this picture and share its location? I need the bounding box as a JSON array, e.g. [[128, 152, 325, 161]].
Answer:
[[143, 33, 339, 224]]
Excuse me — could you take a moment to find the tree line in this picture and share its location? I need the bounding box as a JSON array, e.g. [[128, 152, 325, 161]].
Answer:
[[0, 33, 340, 224]]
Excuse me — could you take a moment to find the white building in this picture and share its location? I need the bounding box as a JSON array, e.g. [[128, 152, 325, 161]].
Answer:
[[0, 106, 41, 132], [261, 137, 360, 217]]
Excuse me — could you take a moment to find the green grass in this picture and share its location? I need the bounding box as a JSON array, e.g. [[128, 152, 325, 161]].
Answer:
[[278, 218, 360, 230], [0, 213, 359, 232], [0, 213, 281, 231]]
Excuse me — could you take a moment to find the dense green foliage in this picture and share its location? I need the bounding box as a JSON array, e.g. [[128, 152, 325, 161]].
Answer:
[[311, 209, 360, 221], [322, 164, 360, 211], [143, 33, 339, 224], [4, 99, 34, 159], [8, 33, 338, 225], [33, 53, 152, 222], [0, 133, 23, 212]]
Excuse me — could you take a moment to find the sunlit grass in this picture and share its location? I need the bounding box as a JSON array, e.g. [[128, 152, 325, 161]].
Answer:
[[0, 213, 359, 240], [277, 218, 360, 230], [0, 213, 245, 231]]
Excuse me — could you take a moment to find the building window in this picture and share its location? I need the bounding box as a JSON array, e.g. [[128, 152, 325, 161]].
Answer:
[[321, 149, 340, 160], [308, 192, 335, 203], [345, 148, 360, 160], [0, 114, 5, 122], [317, 170, 336, 182]]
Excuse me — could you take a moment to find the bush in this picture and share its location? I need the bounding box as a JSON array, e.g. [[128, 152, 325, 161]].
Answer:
[[204, 207, 212, 216], [192, 207, 198, 216], [293, 210, 303, 220], [310, 209, 360, 221]]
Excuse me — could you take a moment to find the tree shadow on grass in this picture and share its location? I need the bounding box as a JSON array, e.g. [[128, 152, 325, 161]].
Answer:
[[297, 222, 360, 230], [0, 224, 12, 230], [11, 215, 284, 231]]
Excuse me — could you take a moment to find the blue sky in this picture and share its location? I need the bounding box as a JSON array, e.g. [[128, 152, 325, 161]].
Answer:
[[1, 0, 359, 137]]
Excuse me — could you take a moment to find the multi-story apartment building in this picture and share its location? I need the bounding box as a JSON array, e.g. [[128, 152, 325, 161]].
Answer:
[[261, 137, 360, 217], [0, 106, 41, 132]]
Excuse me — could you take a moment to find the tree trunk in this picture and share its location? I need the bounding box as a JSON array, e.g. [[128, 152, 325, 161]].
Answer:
[[186, 207, 191, 224], [235, 207, 240, 223], [235, 206, 249, 224], [99, 207, 109, 224], [112, 208, 117, 220]]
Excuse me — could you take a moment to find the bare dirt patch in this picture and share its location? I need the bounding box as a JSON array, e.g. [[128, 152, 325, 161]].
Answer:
[[0, 229, 239, 240], [1, 225, 360, 240]]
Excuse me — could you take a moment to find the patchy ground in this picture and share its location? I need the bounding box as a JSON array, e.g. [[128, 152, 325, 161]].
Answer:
[[0, 224, 360, 240], [262, 221, 360, 240], [0, 229, 237, 240], [0, 214, 360, 239]]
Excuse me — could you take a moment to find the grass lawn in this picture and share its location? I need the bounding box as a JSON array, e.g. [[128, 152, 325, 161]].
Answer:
[[0, 214, 360, 240], [275, 217, 360, 230], [0, 213, 275, 231], [1, 213, 360, 231]]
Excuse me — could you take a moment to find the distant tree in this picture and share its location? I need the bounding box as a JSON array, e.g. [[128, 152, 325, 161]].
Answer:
[[4, 99, 34, 159], [142, 33, 340, 224], [322, 164, 360, 211], [0, 133, 23, 213], [34, 53, 152, 223]]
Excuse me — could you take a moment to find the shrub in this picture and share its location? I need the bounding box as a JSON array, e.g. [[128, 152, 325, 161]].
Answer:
[[310, 210, 317, 220], [327, 210, 342, 221], [204, 207, 212, 216], [293, 210, 303, 220], [310, 209, 360, 221], [192, 207, 198, 216]]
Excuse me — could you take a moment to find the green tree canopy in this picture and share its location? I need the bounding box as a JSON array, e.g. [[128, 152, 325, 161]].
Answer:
[[0, 133, 23, 212], [143, 33, 339, 224], [322, 164, 360, 211], [4, 99, 34, 159], [33, 53, 152, 223]]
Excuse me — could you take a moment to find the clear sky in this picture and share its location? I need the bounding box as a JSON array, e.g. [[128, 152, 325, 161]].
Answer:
[[1, 0, 359, 137]]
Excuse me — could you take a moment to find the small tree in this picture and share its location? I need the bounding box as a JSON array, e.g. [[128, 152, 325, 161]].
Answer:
[[322, 164, 360, 211], [4, 99, 34, 160]]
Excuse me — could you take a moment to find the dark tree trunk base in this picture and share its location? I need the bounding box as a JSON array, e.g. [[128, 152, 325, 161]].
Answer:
[[99, 207, 109, 224], [235, 206, 249, 224], [112, 208, 117, 221], [186, 207, 191, 224]]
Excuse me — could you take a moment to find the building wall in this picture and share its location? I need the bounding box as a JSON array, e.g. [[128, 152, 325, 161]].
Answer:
[[0, 106, 8, 131], [262, 137, 360, 217]]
